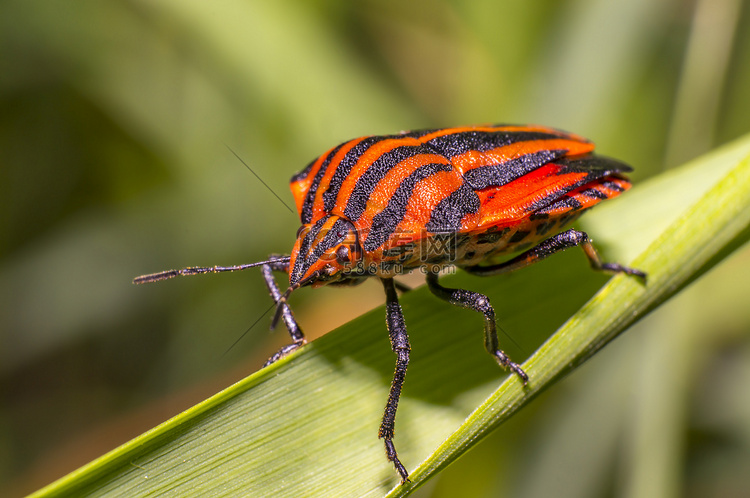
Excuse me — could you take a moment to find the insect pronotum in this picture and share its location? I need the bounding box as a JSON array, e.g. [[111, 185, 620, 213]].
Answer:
[[134, 124, 646, 483]]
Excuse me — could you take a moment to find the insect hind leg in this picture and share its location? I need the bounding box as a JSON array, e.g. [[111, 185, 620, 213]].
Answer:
[[425, 272, 528, 383], [464, 229, 646, 280], [380, 278, 411, 483], [261, 257, 306, 367]]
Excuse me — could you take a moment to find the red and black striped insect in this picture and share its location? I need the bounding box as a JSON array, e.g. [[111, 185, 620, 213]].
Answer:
[[135, 124, 646, 483]]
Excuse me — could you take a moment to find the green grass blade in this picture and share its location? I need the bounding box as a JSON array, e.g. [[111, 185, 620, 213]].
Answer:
[[32, 134, 750, 498]]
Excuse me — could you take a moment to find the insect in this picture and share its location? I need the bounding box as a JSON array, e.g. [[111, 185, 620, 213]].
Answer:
[[134, 124, 646, 483]]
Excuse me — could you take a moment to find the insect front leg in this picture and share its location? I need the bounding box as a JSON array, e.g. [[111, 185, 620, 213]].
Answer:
[[426, 271, 528, 383], [463, 229, 646, 280], [380, 278, 411, 483], [261, 257, 306, 367]]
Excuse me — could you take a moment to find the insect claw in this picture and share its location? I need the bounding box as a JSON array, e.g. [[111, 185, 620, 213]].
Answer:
[[384, 439, 410, 483], [511, 364, 529, 385], [263, 340, 306, 367], [599, 262, 647, 282], [495, 351, 529, 384], [628, 268, 648, 282]]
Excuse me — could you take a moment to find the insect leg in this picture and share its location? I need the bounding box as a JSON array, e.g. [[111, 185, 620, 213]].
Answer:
[[464, 229, 646, 280], [380, 277, 411, 483], [262, 257, 306, 367], [426, 271, 528, 383]]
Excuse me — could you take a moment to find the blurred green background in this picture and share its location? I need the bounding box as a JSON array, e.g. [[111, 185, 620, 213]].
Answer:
[[2, 0, 749, 496]]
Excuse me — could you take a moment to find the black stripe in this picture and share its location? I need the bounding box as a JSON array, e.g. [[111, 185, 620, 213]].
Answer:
[[291, 217, 353, 284], [555, 155, 632, 174], [343, 144, 433, 221], [580, 188, 608, 199], [463, 149, 564, 190], [521, 154, 632, 213], [291, 158, 317, 184], [300, 144, 345, 224], [601, 180, 626, 192], [425, 183, 480, 233], [322, 136, 384, 213], [553, 196, 583, 211], [426, 131, 562, 158], [306, 218, 350, 264], [529, 211, 551, 221], [527, 177, 594, 214], [291, 217, 329, 283], [363, 163, 452, 252], [509, 230, 531, 243]]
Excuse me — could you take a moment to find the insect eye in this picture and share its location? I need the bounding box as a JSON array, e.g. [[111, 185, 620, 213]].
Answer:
[[335, 246, 350, 264]]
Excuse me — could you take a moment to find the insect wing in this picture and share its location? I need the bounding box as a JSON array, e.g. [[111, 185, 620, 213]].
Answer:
[[473, 155, 633, 230], [427, 127, 594, 191]]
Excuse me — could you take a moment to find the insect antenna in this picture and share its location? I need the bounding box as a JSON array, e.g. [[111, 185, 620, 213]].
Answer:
[[133, 256, 291, 284], [221, 301, 277, 358], [225, 144, 295, 215]]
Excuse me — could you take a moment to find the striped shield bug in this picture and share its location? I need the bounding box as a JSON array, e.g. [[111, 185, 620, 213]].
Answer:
[[134, 124, 646, 483]]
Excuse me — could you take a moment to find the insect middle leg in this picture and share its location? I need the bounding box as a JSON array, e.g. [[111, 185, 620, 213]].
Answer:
[[261, 257, 306, 367], [425, 272, 528, 383], [463, 229, 646, 279], [380, 277, 411, 483]]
